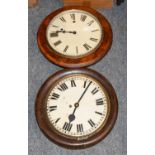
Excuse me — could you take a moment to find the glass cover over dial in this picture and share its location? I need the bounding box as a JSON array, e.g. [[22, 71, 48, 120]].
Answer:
[[46, 9, 103, 57], [46, 74, 110, 138]]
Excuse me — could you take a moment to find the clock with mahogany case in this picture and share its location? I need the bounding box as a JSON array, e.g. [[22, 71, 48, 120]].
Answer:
[[35, 68, 118, 149], [37, 6, 112, 68]]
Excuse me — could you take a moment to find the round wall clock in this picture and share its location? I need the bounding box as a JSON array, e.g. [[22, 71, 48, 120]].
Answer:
[[35, 68, 118, 149], [37, 6, 112, 68]]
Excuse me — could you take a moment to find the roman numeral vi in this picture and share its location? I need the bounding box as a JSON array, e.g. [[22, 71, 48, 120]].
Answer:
[[77, 124, 83, 132]]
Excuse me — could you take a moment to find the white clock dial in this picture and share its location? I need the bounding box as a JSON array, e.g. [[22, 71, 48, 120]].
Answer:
[[46, 9, 103, 57], [46, 74, 110, 138]]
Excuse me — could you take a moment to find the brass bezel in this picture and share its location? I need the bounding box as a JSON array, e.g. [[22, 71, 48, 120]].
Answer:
[[44, 73, 111, 140]]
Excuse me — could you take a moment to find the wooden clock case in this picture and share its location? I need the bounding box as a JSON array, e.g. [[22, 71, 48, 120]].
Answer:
[[37, 6, 112, 68], [35, 68, 118, 149]]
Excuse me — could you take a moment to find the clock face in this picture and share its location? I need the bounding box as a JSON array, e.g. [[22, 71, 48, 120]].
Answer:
[[46, 9, 103, 57], [35, 69, 117, 149], [46, 74, 109, 138], [38, 6, 112, 68]]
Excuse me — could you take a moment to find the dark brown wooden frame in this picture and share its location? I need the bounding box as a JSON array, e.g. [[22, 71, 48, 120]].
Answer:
[[37, 6, 112, 68], [35, 68, 118, 149]]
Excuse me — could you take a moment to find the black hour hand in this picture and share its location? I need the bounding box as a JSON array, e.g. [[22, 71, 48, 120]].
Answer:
[[68, 114, 75, 123], [50, 32, 59, 37]]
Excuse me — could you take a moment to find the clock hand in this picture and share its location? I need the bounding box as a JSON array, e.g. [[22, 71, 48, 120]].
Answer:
[[60, 28, 77, 34], [68, 114, 75, 123], [68, 81, 92, 123], [50, 30, 70, 36], [50, 30, 63, 37], [61, 30, 77, 34], [77, 81, 92, 103], [68, 103, 79, 123], [50, 30, 76, 37], [51, 28, 77, 34], [67, 31, 77, 34]]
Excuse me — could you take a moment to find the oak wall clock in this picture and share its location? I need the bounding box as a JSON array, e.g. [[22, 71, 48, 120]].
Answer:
[[37, 6, 112, 68], [35, 68, 118, 149]]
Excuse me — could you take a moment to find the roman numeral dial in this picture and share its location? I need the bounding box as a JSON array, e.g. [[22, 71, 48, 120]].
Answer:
[[77, 124, 83, 133], [46, 70, 109, 138], [46, 9, 103, 57], [36, 8, 116, 145]]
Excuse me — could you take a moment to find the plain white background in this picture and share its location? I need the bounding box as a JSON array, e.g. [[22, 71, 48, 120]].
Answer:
[[0, 0, 155, 154], [0, 1, 28, 155]]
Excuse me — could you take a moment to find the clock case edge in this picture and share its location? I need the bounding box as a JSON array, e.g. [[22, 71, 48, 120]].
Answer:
[[37, 6, 113, 68], [35, 68, 118, 149]]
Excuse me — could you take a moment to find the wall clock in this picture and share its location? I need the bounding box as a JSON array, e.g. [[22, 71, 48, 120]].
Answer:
[[35, 68, 118, 149], [37, 6, 112, 68]]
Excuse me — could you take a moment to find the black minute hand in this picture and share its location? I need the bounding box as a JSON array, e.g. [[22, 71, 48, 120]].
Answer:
[[68, 81, 92, 123], [77, 81, 92, 103]]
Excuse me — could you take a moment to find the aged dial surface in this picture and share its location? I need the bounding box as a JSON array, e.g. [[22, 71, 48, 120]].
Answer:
[[38, 6, 112, 68], [46, 9, 103, 57], [35, 69, 118, 149], [46, 74, 110, 138]]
